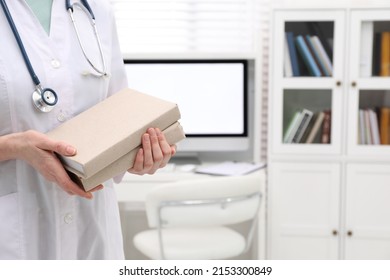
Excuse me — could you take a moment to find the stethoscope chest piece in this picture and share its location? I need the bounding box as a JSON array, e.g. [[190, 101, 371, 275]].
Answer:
[[32, 87, 58, 113]]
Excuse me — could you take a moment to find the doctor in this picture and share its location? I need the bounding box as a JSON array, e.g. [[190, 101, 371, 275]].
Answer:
[[0, 0, 175, 259]]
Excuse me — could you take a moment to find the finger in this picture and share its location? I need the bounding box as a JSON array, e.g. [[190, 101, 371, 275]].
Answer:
[[37, 136, 76, 156], [171, 144, 177, 156], [25, 131, 76, 156], [89, 184, 104, 193], [148, 128, 163, 167], [55, 169, 92, 199], [156, 128, 172, 168], [142, 133, 154, 171], [129, 148, 144, 174]]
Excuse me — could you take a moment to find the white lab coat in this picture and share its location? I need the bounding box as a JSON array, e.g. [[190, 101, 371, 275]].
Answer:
[[0, 0, 127, 259]]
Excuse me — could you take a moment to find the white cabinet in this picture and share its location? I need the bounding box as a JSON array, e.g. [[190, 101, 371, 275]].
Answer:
[[345, 164, 390, 259], [269, 162, 340, 259], [268, 7, 390, 259]]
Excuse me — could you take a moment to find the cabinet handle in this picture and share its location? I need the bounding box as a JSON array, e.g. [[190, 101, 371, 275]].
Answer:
[[347, 230, 353, 237], [332, 230, 338, 236], [336, 81, 342, 87], [351, 81, 357, 87]]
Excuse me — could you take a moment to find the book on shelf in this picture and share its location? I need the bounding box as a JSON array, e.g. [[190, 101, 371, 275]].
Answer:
[[380, 31, 390, 77], [295, 35, 322, 77], [306, 22, 334, 61], [360, 21, 374, 77], [372, 32, 382, 76], [283, 108, 314, 144], [359, 107, 390, 146], [284, 33, 293, 77], [364, 109, 373, 145], [358, 109, 366, 145], [304, 35, 330, 76], [283, 111, 302, 143], [47, 88, 185, 191], [310, 35, 333, 76], [380, 107, 390, 145], [321, 110, 331, 144], [286, 32, 301, 76], [291, 109, 314, 143], [369, 109, 380, 145], [305, 111, 325, 144]]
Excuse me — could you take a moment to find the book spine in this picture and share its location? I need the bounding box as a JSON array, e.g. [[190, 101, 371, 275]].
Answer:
[[286, 32, 300, 76], [321, 110, 331, 144], [369, 109, 380, 145], [364, 109, 372, 145], [360, 22, 374, 77], [373, 33, 382, 76], [359, 109, 366, 145], [305, 111, 325, 144], [284, 33, 293, 77], [283, 111, 302, 143], [304, 35, 327, 76], [380, 31, 390, 76], [380, 107, 390, 145], [295, 35, 322, 77], [291, 109, 314, 143], [306, 22, 333, 60], [79, 122, 186, 191], [311, 36, 333, 76]]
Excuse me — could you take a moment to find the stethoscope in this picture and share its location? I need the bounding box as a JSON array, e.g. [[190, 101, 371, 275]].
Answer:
[[0, 0, 107, 113]]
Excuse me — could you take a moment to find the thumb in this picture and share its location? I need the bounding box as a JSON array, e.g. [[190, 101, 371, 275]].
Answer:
[[36, 135, 77, 156]]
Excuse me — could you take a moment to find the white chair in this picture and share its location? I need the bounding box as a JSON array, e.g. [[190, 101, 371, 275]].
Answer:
[[133, 175, 262, 260]]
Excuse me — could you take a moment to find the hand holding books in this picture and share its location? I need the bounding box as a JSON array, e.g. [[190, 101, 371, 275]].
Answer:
[[47, 88, 185, 192]]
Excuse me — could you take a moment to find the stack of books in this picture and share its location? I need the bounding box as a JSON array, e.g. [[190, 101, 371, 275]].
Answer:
[[360, 22, 390, 77], [47, 88, 186, 191], [284, 31, 333, 78], [283, 108, 331, 144], [359, 107, 390, 145]]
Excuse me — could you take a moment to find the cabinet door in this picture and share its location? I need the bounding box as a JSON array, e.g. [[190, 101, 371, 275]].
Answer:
[[268, 162, 340, 259], [345, 164, 390, 259], [347, 10, 390, 156], [270, 10, 345, 155]]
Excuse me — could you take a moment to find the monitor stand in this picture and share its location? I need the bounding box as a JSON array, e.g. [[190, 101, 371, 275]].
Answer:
[[171, 152, 201, 165]]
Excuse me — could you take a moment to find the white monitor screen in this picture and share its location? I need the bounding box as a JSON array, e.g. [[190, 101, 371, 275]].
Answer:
[[124, 60, 248, 138]]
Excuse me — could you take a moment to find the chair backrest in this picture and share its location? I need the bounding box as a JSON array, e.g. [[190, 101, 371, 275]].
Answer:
[[144, 175, 262, 228]]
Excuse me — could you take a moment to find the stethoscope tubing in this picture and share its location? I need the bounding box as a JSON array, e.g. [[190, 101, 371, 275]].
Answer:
[[0, 0, 41, 87], [0, 0, 107, 112], [66, 0, 95, 19]]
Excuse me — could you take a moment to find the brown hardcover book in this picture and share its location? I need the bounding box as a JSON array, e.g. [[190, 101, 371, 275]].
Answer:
[[380, 107, 390, 145], [47, 88, 183, 190], [321, 110, 331, 144], [305, 111, 325, 144], [380, 32, 390, 76]]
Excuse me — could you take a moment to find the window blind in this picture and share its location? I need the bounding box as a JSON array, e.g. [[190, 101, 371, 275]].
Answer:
[[110, 0, 263, 53]]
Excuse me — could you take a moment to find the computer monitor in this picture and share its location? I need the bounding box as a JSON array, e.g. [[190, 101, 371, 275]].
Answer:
[[123, 59, 249, 155]]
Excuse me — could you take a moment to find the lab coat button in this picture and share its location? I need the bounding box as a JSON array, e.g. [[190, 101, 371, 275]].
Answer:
[[57, 113, 66, 122], [64, 213, 73, 224], [51, 59, 61, 69]]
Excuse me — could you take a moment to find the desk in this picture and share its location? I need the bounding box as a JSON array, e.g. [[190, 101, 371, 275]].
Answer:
[[114, 166, 266, 259]]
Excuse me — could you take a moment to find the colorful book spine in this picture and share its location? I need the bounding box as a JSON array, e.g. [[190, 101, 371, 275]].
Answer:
[[286, 32, 300, 76], [284, 33, 293, 77], [321, 110, 331, 144], [310, 35, 333, 76], [305, 111, 325, 144], [380, 107, 390, 145], [291, 109, 314, 143], [295, 35, 322, 77], [305, 35, 328, 76], [380, 32, 390, 77]]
